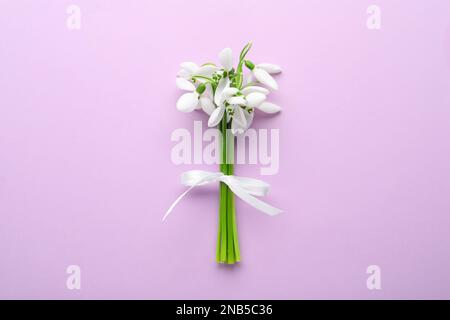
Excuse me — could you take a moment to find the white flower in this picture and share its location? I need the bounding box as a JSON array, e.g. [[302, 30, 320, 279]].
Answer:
[[177, 62, 198, 79], [230, 105, 250, 135], [208, 106, 225, 127], [245, 91, 281, 114], [219, 48, 233, 71], [208, 78, 276, 127], [209, 87, 268, 134], [199, 84, 215, 115], [177, 62, 219, 81], [241, 86, 270, 95], [208, 87, 238, 127], [176, 91, 200, 113], [175, 77, 198, 112], [252, 67, 278, 90], [176, 77, 196, 91], [195, 64, 219, 78], [245, 92, 266, 107], [256, 63, 282, 74], [210, 102, 252, 135], [245, 61, 281, 90], [176, 79, 213, 113], [214, 77, 230, 105], [257, 102, 281, 114]]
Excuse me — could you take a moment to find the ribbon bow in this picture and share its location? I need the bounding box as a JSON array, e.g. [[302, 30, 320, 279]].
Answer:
[[163, 170, 283, 221]]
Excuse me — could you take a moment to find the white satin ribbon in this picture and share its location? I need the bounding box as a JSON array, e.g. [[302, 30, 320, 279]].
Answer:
[[163, 170, 283, 221]]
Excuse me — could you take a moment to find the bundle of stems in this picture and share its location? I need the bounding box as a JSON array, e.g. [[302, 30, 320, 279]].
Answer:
[[216, 115, 239, 264], [214, 43, 254, 264]]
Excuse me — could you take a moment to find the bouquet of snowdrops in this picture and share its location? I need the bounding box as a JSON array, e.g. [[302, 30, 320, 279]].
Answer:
[[167, 42, 282, 264]]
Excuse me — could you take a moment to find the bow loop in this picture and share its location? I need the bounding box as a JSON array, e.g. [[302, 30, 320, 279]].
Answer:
[[181, 170, 222, 186]]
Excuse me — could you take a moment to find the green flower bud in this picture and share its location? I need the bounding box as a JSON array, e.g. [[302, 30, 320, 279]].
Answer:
[[196, 83, 206, 94], [244, 60, 255, 70]]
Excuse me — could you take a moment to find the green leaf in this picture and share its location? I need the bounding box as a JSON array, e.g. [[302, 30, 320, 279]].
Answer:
[[239, 42, 253, 61]]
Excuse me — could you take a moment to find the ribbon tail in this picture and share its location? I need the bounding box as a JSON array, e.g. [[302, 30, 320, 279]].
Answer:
[[162, 184, 197, 221], [163, 171, 221, 221], [227, 183, 283, 216]]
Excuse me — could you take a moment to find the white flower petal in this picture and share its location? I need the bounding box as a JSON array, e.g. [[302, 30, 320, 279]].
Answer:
[[233, 106, 247, 128], [180, 62, 199, 74], [243, 109, 254, 129], [208, 106, 225, 127], [204, 83, 213, 99], [222, 87, 239, 97], [227, 96, 247, 105], [231, 113, 249, 135], [243, 73, 254, 86], [200, 97, 215, 115], [219, 87, 239, 106], [219, 48, 233, 71], [214, 78, 229, 105], [231, 120, 243, 135], [177, 69, 190, 79], [245, 92, 266, 108], [194, 65, 219, 77], [176, 92, 199, 112], [253, 68, 278, 90], [232, 109, 253, 135], [241, 86, 270, 95], [256, 63, 282, 74], [257, 102, 281, 114], [175, 77, 195, 91]]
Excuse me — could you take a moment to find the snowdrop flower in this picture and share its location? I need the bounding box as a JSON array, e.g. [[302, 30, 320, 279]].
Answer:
[[244, 90, 281, 114], [178, 62, 219, 81], [176, 79, 201, 112], [256, 63, 282, 74], [219, 48, 233, 71], [199, 83, 216, 115], [230, 105, 252, 135], [176, 73, 216, 114], [244, 60, 281, 90], [195, 64, 220, 79], [175, 77, 196, 91], [177, 62, 198, 79], [208, 84, 280, 131], [241, 85, 269, 95], [245, 92, 266, 108], [176, 80, 214, 113], [241, 64, 281, 87], [257, 102, 282, 114], [209, 88, 270, 134], [208, 87, 238, 127]]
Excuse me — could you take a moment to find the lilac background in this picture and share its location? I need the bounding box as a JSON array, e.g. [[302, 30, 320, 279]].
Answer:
[[1, 0, 450, 299]]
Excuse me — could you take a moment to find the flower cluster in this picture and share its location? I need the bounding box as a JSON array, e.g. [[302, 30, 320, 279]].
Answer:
[[175, 43, 282, 134], [171, 43, 283, 264]]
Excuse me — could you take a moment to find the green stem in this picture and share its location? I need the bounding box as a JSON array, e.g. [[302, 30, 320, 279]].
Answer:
[[216, 114, 240, 264], [227, 145, 240, 262], [215, 42, 253, 263], [219, 116, 227, 263], [226, 128, 235, 263]]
